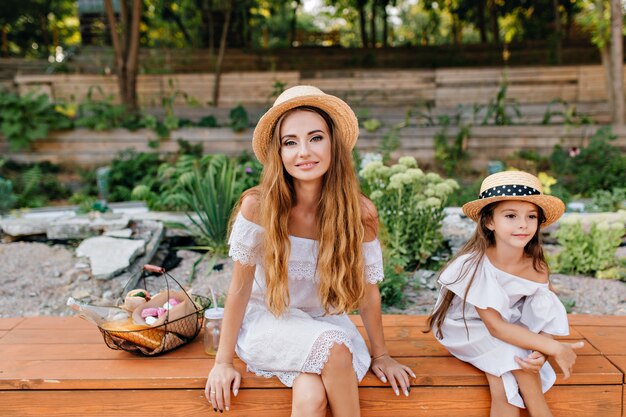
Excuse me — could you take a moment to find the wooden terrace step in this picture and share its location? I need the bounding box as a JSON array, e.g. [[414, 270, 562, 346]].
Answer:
[[0, 315, 624, 417]]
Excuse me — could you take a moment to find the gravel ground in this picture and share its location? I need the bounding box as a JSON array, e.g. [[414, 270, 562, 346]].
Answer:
[[0, 242, 625, 318]]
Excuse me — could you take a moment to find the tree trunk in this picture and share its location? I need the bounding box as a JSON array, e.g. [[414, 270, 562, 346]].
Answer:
[[381, 1, 388, 48], [610, 0, 624, 124], [357, 0, 368, 48], [1, 25, 8, 57], [552, 0, 562, 64], [601, 46, 615, 118], [212, 0, 233, 107], [477, 0, 487, 43], [370, 0, 377, 48], [489, 0, 499, 45], [290, 0, 300, 46], [105, 0, 141, 113], [451, 10, 461, 46]]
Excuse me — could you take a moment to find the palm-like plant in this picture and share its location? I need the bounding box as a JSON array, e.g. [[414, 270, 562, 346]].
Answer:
[[181, 154, 242, 259]]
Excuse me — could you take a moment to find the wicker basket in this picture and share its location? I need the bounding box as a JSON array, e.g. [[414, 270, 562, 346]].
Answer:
[[98, 264, 210, 356]]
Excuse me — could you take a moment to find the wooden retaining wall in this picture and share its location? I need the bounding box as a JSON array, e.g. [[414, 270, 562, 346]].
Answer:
[[12, 65, 624, 110], [2, 125, 624, 169]]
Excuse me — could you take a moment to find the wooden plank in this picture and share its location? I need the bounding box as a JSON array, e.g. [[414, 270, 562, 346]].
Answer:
[[349, 315, 584, 338], [0, 317, 25, 330], [576, 326, 626, 356], [15, 337, 595, 362], [0, 385, 621, 417], [0, 354, 619, 391], [14, 316, 93, 330], [606, 356, 626, 383], [0, 329, 104, 345], [569, 315, 626, 327]]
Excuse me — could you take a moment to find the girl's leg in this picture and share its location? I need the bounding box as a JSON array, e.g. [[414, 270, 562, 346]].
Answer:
[[320, 343, 361, 417], [512, 370, 553, 417], [485, 373, 520, 417], [291, 373, 328, 417]]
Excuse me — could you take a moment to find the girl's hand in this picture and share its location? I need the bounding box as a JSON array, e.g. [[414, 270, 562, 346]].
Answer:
[[370, 354, 416, 397], [553, 341, 584, 379], [515, 350, 546, 373], [205, 362, 242, 412]]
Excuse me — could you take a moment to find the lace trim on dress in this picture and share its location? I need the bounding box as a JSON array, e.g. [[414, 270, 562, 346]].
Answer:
[[365, 260, 384, 284], [246, 329, 370, 387], [301, 329, 369, 380], [288, 261, 318, 281], [229, 241, 259, 266]]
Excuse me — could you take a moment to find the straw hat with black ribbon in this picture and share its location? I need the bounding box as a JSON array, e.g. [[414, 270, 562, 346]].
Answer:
[[252, 85, 359, 165], [462, 171, 565, 227]]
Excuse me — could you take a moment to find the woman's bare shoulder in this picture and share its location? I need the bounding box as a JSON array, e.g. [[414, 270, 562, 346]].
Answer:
[[239, 191, 261, 224]]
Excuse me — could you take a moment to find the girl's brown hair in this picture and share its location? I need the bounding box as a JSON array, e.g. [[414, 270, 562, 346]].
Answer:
[[237, 106, 368, 316], [426, 201, 548, 339]]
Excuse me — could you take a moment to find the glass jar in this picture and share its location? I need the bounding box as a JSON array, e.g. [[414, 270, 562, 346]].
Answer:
[[203, 307, 224, 356]]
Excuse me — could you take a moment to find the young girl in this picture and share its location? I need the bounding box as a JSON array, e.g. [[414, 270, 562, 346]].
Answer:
[[205, 85, 415, 416], [427, 171, 584, 417]]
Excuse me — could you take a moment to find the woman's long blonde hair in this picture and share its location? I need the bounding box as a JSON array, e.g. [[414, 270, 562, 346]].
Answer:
[[237, 106, 367, 316], [426, 201, 548, 338]]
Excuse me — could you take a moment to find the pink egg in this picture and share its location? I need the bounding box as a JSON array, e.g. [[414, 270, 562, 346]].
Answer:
[[141, 308, 159, 318]]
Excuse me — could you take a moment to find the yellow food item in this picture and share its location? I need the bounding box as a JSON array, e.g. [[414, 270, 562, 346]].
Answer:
[[101, 319, 165, 350]]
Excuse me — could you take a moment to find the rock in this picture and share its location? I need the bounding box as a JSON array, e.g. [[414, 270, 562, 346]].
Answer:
[[71, 288, 91, 299], [0, 218, 48, 237], [109, 220, 164, 288], [441, 210, 475, 254], [47, 213, 130, 240], [76, 236, 146, 279], [413, 269, 438, 291], [104, 228, 133, 238]]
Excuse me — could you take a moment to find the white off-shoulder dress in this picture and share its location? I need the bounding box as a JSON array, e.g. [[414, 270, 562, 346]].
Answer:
[[434, 253, 569, 408], [228, 212, 385, 387]]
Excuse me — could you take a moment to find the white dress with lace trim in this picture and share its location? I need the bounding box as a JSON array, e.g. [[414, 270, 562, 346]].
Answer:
[[228, 212, 382, 387]]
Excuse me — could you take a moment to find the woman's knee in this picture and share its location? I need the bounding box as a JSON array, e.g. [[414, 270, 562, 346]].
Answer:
[[292, 374, 327, 414], [324, 343, 353, 372]]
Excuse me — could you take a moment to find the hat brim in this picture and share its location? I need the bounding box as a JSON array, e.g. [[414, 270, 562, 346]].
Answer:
[[462, 194, 565, 227], [252, 94, 359, 164]]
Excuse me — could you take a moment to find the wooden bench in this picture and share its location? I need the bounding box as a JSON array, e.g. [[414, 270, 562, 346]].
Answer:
[[1, 315, 624, 416]]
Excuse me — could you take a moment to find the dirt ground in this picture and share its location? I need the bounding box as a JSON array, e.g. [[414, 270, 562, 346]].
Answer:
[[0, 242, 625, 317]]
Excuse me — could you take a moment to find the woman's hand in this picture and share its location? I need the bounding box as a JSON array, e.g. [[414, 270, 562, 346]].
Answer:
[[553, 341, 584, 379], [205, 362, 242, 412], [515, 350, 546, 373], [370, 354, 416, 397]]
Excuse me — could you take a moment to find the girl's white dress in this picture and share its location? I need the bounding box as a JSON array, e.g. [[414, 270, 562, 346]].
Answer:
[[434, 253, 569, 408], [228, 212, 384, 387]]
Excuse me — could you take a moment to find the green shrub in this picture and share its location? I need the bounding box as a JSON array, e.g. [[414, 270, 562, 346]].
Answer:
[[379, 253, 409, 309], [590, 187, 626, 212], [434, 122, 471, 177], [550, 127, 626, 196], [229, 105, 249, 132], [553, 214, 625, 277], [108, 150, 161, 202], [0, 177, 17, 213], [446, 177, 482, 207], [360, 156, 459, 269], [75, 87, 127, 131], [0, 90, 72, 150], [0, 160, 71, 208]]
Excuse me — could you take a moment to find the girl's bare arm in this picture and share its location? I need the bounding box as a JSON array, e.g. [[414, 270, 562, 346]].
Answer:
[[476, 307, 583, 379]]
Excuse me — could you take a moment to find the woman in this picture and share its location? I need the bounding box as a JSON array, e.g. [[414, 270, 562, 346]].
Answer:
[[204, 85, 414, 416]]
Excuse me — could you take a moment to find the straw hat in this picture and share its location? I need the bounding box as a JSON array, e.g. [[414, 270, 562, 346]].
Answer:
[[252, 85, 359, 164], [462, 171, 565, 227]]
